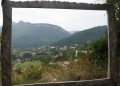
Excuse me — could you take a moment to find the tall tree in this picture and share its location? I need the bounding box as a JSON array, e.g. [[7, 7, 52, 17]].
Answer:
[[99, 0, 120, 56], [96, 0, 120, 70]]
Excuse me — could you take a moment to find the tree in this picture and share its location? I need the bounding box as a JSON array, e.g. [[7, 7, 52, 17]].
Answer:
[[99, 0, 120, 57], [89, 37, 108, 66], [88, 28, 108, 67], [96, 0, 120, 62], [12, 54, 18, 59], [23, 53, 33, 58]]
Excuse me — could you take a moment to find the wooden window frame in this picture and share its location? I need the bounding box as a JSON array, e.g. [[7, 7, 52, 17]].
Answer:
[[1, 0, 118, 86]]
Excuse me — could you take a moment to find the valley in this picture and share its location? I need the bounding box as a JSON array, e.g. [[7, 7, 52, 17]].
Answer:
[[0, 21, 108, 85]]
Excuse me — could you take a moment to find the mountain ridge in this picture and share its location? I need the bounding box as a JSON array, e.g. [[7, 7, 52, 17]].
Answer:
[[0, 21, 107, 48], [11, 21, 70, 48], [52, 25, 107, 46]]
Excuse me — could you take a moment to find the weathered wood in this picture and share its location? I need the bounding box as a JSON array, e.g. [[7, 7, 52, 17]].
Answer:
[[14, 78, 111, 86], [11, 1, 109, 10], [0, 0, 119, 86], [1, 0, 12, 86], [107, 5, 119, 85]]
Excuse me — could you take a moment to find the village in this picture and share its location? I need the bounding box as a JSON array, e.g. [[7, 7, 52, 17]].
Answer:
[[12, 44, 90, 71]]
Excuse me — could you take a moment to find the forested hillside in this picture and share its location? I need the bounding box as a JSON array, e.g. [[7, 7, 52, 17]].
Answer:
[[52, 26, 107, 46], [11, 21, 70, 48]]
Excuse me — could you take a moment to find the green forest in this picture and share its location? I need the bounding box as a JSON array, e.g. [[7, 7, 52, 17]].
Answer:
[[52, 26, 107, 46]]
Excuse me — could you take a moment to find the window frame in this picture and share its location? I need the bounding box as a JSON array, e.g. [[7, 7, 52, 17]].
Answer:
[[1, 0, 118, 86]]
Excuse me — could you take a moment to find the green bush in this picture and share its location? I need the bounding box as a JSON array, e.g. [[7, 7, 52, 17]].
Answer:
[[22, 66, 42, 81], [89, 37, 108, 67]]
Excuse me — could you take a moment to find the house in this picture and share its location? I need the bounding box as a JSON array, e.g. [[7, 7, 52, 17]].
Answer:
[[59, 61, 64, 66], [49, 61, 57, 65], [81, 50, 87, 53], [70, 46, 76, 49], [16, 59, 21, 62], [59, 61, 70, 66], [32, 52, 36, 56], [64, 61, 70, 65], [16, 59, 21, 64], [49, 61, 54, 65], [49, 61, 70, 66]]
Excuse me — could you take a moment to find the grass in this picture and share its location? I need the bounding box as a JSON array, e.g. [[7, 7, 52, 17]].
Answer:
[[15, 61, 41, 69], [5, 58, 107, 85], [10, 59, 107, 85], [42, 61, 107, 82]]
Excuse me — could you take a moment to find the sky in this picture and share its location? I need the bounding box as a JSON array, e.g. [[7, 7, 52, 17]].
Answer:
[[0, 0, 107, 31]]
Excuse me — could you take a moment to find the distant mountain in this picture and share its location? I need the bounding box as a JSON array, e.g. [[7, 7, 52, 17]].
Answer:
[[69, 30, 79, 34], [11, 21, 70, 48], [52, 26, 107, 46]]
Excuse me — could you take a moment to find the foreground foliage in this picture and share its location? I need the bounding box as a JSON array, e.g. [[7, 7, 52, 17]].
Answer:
[[12, 57, 107, 85]]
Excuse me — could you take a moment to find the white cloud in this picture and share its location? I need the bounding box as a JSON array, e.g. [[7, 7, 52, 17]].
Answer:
[[0, 0, 107, 31]]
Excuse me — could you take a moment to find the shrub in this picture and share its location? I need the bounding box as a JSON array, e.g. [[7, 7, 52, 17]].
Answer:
[[42, 60, 107, 82], [22, 66, 42, 81], [12, 71, 23, 85]]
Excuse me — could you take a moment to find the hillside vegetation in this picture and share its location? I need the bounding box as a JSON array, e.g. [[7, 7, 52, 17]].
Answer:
[[0, 23, 107, 48], [11, 21, 70, 48], [52, 26, 107, 46]]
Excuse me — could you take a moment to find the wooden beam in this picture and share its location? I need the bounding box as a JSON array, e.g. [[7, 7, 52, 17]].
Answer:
[[1, 0, 12, 86], [14, 78, 111, 86], [11, 1, 109, 10], [107, 5, 119, 85]]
